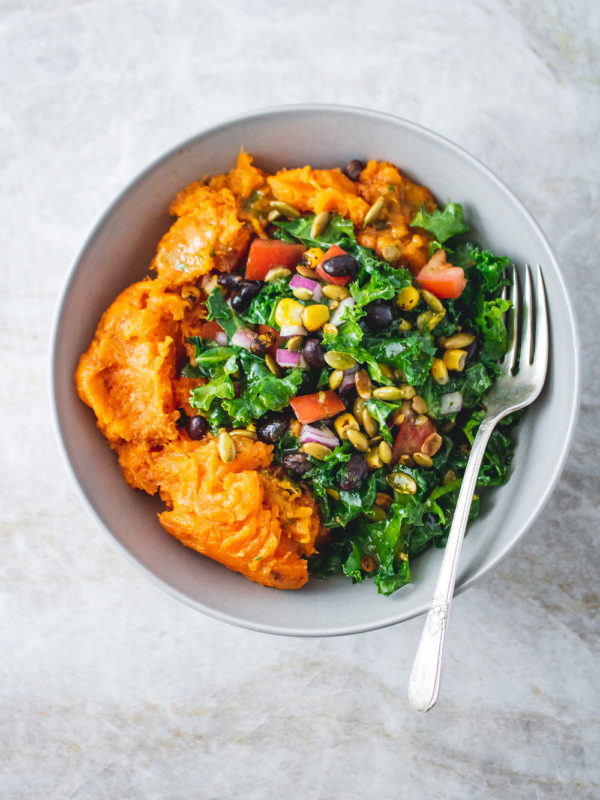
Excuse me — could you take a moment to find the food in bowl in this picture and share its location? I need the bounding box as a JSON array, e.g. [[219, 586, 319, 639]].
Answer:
[[76, 153, 516, 594]]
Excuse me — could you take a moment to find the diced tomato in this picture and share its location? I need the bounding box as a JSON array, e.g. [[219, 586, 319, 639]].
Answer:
[[392, 416, 437, 462], [198, 320, 225, 342], [416, 249, 466, 299], [314, 244, 352, 287], [245, 239, 306, 281], [258, 324, 282, 358], [289, 390, 346, 425]]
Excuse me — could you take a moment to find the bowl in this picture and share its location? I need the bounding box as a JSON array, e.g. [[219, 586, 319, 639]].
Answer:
[[51, 105, 580, 636]]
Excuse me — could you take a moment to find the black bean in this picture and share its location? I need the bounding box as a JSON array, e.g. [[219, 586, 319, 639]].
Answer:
[[339, 454, 369, 492], [343, 160, 365, 182], [302, 338, 326, 370], [187, 415, 209, 440], [321, 254, 359, 280], [364, 299, 396, 331], [464, 340, 479, 365], [281, 451, 313, 477], [256, 413, 289, 444], [230, 281, 260, 312], [217, 272, 244, 290]]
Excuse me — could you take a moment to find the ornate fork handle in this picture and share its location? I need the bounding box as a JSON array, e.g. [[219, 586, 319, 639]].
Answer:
[[408, 415, 497, 712]]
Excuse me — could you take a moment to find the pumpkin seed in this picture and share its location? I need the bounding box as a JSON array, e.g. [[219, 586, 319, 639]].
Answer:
[[311, 210, 330, 238], [363, 196, 385, 227], [218, 431, 236, 463], [322, 284, 350, 300], [366, 448, 383, 469], [375, 492, 392, 508], [386, 471, 417, 494], [381, 243, 402, 262], [296, 263, 317, 278], [229, 429, 257, 440], [269, 200, 300, 219], [329, 370, 344, 390], [324, 350, 357, 370], [286, 335, 304, 352], [421, 289, 445, 314], [302, 442, 332, 460], [265, 266, 292, 282], [422, 432, 443, 457], [267, 209, 281, 222], [361, 407, 378, 437], [440, 332, 476, 349], [413, 451, 433, 468], [354, 369, 372, 399], [353, 396, 366, 419], [411, 395, 428, 414], [372, 386, 404, 401], [368, 505, 387, 522], [265, 354, 280, 376], [378, 440, 392, 464], [292, 287, 313, 301], [392, 410, 405, 426], [347, 428, 369, 453]]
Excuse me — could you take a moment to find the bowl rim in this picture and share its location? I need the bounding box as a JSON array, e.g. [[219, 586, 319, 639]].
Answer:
[[50, 103, 581, 636]]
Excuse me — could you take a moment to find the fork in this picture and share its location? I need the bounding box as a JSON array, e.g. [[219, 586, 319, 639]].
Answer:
[[408, 264, 549, 713]]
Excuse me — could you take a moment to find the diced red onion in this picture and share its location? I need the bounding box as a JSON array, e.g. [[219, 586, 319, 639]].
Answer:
[[214, 332, 228, 346], [339, 368, 358, 392], [299, 425, 339, 449], [440, 391, 463, 415], [231, 327, 255, 349], [330, 297, 355, 327], [279, 324, 307, 337], [275, 349, 301, 368], [289, 274, 322, 301]]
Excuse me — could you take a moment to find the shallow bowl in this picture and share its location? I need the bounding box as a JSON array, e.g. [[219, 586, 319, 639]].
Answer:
[[51, 105, 579, 636]]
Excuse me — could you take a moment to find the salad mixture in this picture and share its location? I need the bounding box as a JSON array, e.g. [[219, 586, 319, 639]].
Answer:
[[76, 154, 515, 594]]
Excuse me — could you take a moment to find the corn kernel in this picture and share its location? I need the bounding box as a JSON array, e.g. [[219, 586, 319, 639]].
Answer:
[[395, 285, 420, 311], [300, 247, 325, 269], [334, 412, 360, 440], [431, 358, 449, 385], [301, 303, 330, 331], [443, 349, 467, 372], [274, 298, 304, 327]]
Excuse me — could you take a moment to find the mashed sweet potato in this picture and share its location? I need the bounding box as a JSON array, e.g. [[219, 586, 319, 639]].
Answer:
[[76, 153, 435, 589]]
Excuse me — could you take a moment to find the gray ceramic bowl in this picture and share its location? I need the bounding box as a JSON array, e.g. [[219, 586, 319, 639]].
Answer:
[[51, 105, 579, 636]]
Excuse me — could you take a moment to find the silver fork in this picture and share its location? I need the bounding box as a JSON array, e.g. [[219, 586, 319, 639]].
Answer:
[[408, 264, 549, 713]]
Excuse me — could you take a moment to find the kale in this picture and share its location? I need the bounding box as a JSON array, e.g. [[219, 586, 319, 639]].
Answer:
[[274, 213, 356, 250], [239, 277, 293, 328], [205, 288, 240, 338], [410, 202, 469, 245]]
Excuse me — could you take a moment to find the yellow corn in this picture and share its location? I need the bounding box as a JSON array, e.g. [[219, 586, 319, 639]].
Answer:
[[334, 412, 360, 440], [443, 348, 468, 371], [329, 370, 344, 390], [431, 358, 449, 385], [301, 304, 330, 331], [274, 298, 304, 327], [395, 285, 420, 311], [300, 247, 325, 269]]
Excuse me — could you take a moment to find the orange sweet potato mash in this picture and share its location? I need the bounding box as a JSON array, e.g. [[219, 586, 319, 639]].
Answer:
[[76, 154, 434, 589]]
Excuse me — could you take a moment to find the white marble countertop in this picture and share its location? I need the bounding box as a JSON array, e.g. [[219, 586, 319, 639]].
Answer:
[[2, 1, 599, 797]]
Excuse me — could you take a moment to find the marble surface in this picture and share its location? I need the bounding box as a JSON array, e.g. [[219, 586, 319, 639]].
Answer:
[[1, 0, 599, 797]]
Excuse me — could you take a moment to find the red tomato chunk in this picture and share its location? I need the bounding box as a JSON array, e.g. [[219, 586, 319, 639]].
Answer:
[[245, 240, 306, 281], [290, 391, 346, 425]]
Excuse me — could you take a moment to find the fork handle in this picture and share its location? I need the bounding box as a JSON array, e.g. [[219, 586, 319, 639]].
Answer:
[[408, 414, 498, 712]]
